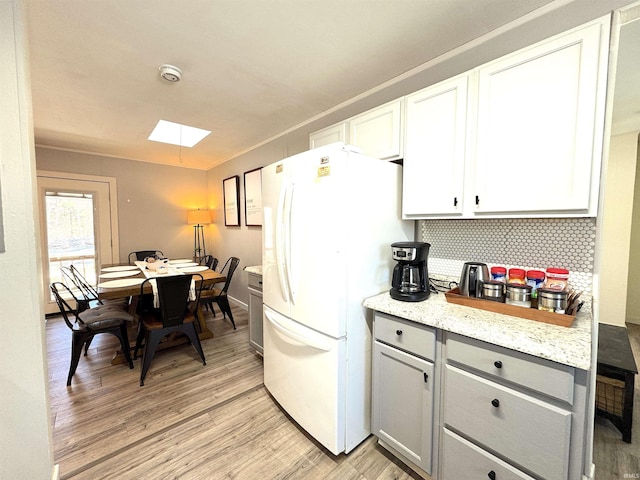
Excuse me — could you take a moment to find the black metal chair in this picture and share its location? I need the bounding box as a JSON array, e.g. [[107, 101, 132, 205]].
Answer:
[[128, 250, 164, 264], [50, 282, 134, 386], [200, 255, 219, 271], [200, 257, 240, 329], [61, 265, 129, 312], [133, 274, 206, 386]]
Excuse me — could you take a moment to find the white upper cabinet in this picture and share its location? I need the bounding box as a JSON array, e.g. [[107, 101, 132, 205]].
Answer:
[[309, 122, 347, 150], [472, 20, 608, 216], [348, 99, 403, 160], [403, 76, 469, 218]]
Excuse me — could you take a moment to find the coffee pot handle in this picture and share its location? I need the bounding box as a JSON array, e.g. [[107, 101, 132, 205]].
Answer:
[[469, 266, 477, 296]]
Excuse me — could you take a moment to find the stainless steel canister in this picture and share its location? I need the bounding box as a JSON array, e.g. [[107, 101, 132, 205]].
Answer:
[[537, 288, 568, 313], [482, 280, 504, 302], [505, 283, 532, 307]]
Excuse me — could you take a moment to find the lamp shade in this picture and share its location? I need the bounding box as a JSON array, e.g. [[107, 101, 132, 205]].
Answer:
[[187, 209, 212, 225]]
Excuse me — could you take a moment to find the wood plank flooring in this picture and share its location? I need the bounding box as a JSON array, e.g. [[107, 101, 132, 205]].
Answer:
[[46, 304, 421, 480]]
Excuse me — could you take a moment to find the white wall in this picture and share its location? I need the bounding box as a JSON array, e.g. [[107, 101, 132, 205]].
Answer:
[[599, 133, 639, 326], [626, 133, 640, 324], [0, 1, 54, 478]]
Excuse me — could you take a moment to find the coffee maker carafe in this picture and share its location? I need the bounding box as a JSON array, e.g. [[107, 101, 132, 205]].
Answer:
[[390, 241, 430, 302]]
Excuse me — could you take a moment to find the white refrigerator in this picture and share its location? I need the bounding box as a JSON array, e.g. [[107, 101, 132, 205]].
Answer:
[[261, 142, 413, 455]]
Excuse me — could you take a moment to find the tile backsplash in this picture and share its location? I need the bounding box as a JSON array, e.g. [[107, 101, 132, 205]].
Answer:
[[419, 218, 596, 293]]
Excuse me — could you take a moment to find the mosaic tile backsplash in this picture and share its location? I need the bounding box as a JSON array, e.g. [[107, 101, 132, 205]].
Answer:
[[419, 218, 596, 293]]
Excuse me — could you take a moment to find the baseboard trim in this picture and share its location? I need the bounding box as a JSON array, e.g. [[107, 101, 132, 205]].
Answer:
[[228, 295, 248, 311], [52, 464, 59, 480]]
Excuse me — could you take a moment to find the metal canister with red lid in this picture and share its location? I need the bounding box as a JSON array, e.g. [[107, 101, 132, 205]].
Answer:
[[545, 268, 569, 291], [526, 270, 545, 298]]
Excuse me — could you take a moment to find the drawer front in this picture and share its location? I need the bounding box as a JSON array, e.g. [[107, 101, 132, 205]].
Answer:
[[441, 428, 536, 480], [248, 273, 263, 291], [374, 313, 435, 360], [444, 365, 571, 480], [446, 333, 575, 404]]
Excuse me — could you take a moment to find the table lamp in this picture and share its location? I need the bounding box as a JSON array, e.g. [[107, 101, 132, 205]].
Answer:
[[187, 209, 211, 262]]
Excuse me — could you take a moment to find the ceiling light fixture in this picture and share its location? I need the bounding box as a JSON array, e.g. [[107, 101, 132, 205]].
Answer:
[[159, 64, 182, 82]]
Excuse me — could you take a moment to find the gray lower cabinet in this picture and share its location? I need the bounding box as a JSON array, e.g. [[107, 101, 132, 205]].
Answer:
[[442, 333, 585, 480], [247, 272, 263, 354], [371, 313, 590, 480], [372, 313, 436, 476]]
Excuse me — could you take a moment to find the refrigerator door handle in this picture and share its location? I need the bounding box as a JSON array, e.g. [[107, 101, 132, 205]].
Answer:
[[284, 182, 296, 305], [275, 181, 290, 303], [265, 307, 332, 352]]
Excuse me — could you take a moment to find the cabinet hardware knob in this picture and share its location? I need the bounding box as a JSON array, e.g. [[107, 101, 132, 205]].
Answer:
[[396, 330, 402, 336], [453, 197, 458, 207], [475, 195, 480, 205], [488, 471, 496, 480], [494, 360, 502, 369], [423, 372, 429, 383], [491, 399, 500, 408]]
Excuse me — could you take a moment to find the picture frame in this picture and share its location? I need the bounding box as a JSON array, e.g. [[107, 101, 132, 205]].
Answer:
[[243, 168, 262, 226], [223, 175, 240, 226]]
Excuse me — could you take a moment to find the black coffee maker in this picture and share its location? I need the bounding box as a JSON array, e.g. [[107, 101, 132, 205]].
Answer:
[[390, 241, 430, 302]]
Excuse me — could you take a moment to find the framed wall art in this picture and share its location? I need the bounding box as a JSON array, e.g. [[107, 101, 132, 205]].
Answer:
[[243, 168, 262, 226], [223, 175, 240, 226]]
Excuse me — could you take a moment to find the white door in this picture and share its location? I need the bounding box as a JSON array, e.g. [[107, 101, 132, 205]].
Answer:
[[403, 75, 468, 217], [349, 99, 403, 160], [288, 147, 348, 338], [263, 305, 346, 455], [262, 158, 292, 318], [38, 173, 118, 314], [473, 21, 605, 214]]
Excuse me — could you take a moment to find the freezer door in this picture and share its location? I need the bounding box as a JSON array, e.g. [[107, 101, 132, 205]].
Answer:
[[287, 148, 349, 338], [262, 159, 292, 317], [263, 306, 346, 455]]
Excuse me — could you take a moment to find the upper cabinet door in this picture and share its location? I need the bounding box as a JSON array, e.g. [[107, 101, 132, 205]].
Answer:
[[348, 99, 403, 160], [309, 123, 347, 150], [473, 21, 608, 215], [403, 76, 469, 218]]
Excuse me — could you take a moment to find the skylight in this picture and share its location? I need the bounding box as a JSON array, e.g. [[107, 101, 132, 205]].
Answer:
[[147, 120, 211, 147]]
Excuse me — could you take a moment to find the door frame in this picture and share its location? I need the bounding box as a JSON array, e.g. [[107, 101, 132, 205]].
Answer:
[[37, 170, 120, 313]]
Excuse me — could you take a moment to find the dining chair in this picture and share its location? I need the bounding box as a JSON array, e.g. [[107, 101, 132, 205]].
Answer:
[[62, 265, 129, 312], [128, 250, 164, 264], [50, 282, 134, 386], [200, 256, 240, 330], [133, 273, 206, 386], [200, 255, 219, 271]]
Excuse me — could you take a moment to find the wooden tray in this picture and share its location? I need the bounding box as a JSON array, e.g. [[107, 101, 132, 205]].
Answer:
[[444, 287, 575, 327]]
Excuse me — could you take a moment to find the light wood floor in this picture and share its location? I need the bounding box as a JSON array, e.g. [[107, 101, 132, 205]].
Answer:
[[46, 304, 421, 480]]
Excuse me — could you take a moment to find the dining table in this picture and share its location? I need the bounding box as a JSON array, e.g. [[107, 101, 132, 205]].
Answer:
[[97, 259, 227, 364]]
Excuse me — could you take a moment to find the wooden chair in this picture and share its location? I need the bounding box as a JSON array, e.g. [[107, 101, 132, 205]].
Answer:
[[50, 282, 134, 386], [200, 257, 240, 330], [128, 250, 164, 264], [133, 274, 206, 386]]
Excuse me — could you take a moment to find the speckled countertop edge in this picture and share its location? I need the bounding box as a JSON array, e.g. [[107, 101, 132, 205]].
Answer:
[[244, 265, 262, 275], [363, 291, 592, 370]]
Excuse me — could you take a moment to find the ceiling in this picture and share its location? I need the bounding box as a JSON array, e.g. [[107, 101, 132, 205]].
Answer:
[[27, 0, 586, 170]]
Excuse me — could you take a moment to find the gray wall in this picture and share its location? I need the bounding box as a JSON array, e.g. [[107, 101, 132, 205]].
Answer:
[[36, 149, 208, 262]]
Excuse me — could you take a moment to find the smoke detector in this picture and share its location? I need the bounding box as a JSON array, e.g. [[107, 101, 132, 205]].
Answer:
[[159, 64, 182, 83]]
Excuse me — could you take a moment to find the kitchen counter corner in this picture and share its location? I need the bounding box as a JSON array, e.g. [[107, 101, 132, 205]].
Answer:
[[363, 291, 592, 370]]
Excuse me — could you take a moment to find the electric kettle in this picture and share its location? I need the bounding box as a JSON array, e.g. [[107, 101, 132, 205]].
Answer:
[[459, 262, 490, 297]]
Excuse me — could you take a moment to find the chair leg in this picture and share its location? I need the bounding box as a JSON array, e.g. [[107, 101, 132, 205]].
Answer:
[[179, 323, 206, 366], [68, 333, 89, 386], [117, 323, 134, 369], [134, 322, 145, 360], [84, 336, 94, 356], [140, 330, 162, 386], [218, 297, 236, 329]]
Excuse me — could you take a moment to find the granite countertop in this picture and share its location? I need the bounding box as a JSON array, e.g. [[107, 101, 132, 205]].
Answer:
[[244, 265, 262, 275], [363, 291, 592, 370]]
